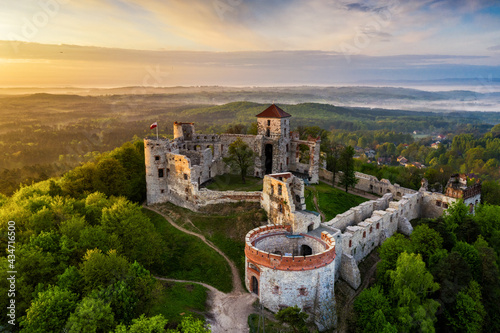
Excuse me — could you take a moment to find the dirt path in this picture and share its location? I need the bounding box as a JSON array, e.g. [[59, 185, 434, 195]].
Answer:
[[144, 204, 243, 294], [144, 205, 256, 332], [312, 193, 326, 222]]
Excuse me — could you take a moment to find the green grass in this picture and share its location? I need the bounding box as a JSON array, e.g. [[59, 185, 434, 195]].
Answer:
[[154, 202, 267, 289], [205, 174, 263, 192], [151, 281, 208, 326], [304, 187, 316, 212], [143, 208, 233, 293], [306, 182, 369, 221], [248, 314, 294, 333]]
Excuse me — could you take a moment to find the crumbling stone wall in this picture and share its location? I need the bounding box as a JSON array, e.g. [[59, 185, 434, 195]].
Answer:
[[261, 173, 320, 233], [145, 116, 321, 208]]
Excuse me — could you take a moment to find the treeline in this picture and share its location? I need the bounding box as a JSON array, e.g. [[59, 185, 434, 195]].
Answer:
[[2, 95, 500, 197], [346, 125, 500, 204], [354, 201, 500, 333], [0, 141, 212, 332]]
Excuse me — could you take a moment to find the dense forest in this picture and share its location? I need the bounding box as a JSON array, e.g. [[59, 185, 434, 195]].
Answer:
[[354, 201, 500, 333], [0, 141, 217, 332]]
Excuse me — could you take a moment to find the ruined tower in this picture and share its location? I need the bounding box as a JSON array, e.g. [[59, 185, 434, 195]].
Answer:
[[256, 104, 292, 175]]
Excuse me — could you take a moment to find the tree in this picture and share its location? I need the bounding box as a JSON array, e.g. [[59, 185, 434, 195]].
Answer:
[[377, 233, 412, 282], [20, 285, 78, 333], [223, 138, 254, 183], [275, 306, 308, 333], [79, 249, 130, 294], [443, 200, 468, 233], [65, 297, 115, 333], [446, 281, 486, 333], [114, 314, 168, 332], [452, 241, 481, 281], [100, 198, 163, 267], [93, 158, 128, 198], [326, 143, 342, 186], [338, 146, 358, 192], [410, 224, 443, 264], [388, 252, 440, 332], [354, 285, 393, 333], [177, 314, 211, 333]]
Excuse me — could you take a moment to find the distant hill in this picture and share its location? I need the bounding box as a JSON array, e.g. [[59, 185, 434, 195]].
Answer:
[[1, 85, 499, 112]]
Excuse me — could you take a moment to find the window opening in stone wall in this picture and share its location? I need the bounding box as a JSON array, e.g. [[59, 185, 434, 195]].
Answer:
[[166, 168, 170, 177], [301, 245, 312, 256], [307, 224, 314, 232], [436, 201, 441, 207], [158, 169, 164, 178], [370, 227, 372, 233], [266, 128, 270, 137], [349, 240, 352, 247], [267, 120, 271, 126], [278, 184, 282, 195], [469, 203, 474, 213], [273, 286, 280, 294], [248, 262, 260, 272], [270, 185, 274, 195], [443, 203, 448, 208], [160, 189, 164, 193], [363, 231, 366, 238], [155, 155, 160, 161], [376, 223, 380, 229], [278, 204, 283, 213], [251, 276, 259, 295], [265, 144, 273, 174], [184, 173, 188, 180], [298, 287, 307, 296]]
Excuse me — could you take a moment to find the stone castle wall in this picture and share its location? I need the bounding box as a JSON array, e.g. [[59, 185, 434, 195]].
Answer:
[[261, 173, 321, 233], [245, 225, 337, 330]]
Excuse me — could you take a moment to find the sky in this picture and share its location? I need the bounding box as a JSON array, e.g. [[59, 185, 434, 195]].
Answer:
[[1, 0, 500, 87]]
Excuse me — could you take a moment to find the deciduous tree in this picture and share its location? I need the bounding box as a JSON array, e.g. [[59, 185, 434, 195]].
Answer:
[[223, 138, 254, 183], [338, 146, 358, 192]]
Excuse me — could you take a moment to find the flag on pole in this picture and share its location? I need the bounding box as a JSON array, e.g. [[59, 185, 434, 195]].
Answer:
[[150, 122, 158, 129]]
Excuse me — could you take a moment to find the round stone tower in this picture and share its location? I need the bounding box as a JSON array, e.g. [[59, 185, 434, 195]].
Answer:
[[244, 224, 337, 330]]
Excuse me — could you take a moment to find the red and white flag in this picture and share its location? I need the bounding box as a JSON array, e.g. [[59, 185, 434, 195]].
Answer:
[[150, 122, 158, 129]]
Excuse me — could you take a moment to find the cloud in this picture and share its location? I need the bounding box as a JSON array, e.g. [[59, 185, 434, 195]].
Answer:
[[1, 40, 498, 87], [488, 44, 500, 51]]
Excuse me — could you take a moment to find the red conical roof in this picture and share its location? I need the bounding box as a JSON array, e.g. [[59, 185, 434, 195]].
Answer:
[[255, 104, 291, 118]]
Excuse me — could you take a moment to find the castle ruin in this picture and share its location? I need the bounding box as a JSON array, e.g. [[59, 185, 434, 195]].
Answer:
[[144, 104, 481, 331]]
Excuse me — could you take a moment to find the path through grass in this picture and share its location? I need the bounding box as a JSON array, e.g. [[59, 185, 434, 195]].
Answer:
[[143, 208, 233, 293], [154, 202, 267, 289]]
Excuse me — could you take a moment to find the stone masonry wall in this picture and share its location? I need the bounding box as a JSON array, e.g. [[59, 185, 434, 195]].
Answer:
[[261, 173, 321, 233], [245, 225, 337, 330]]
